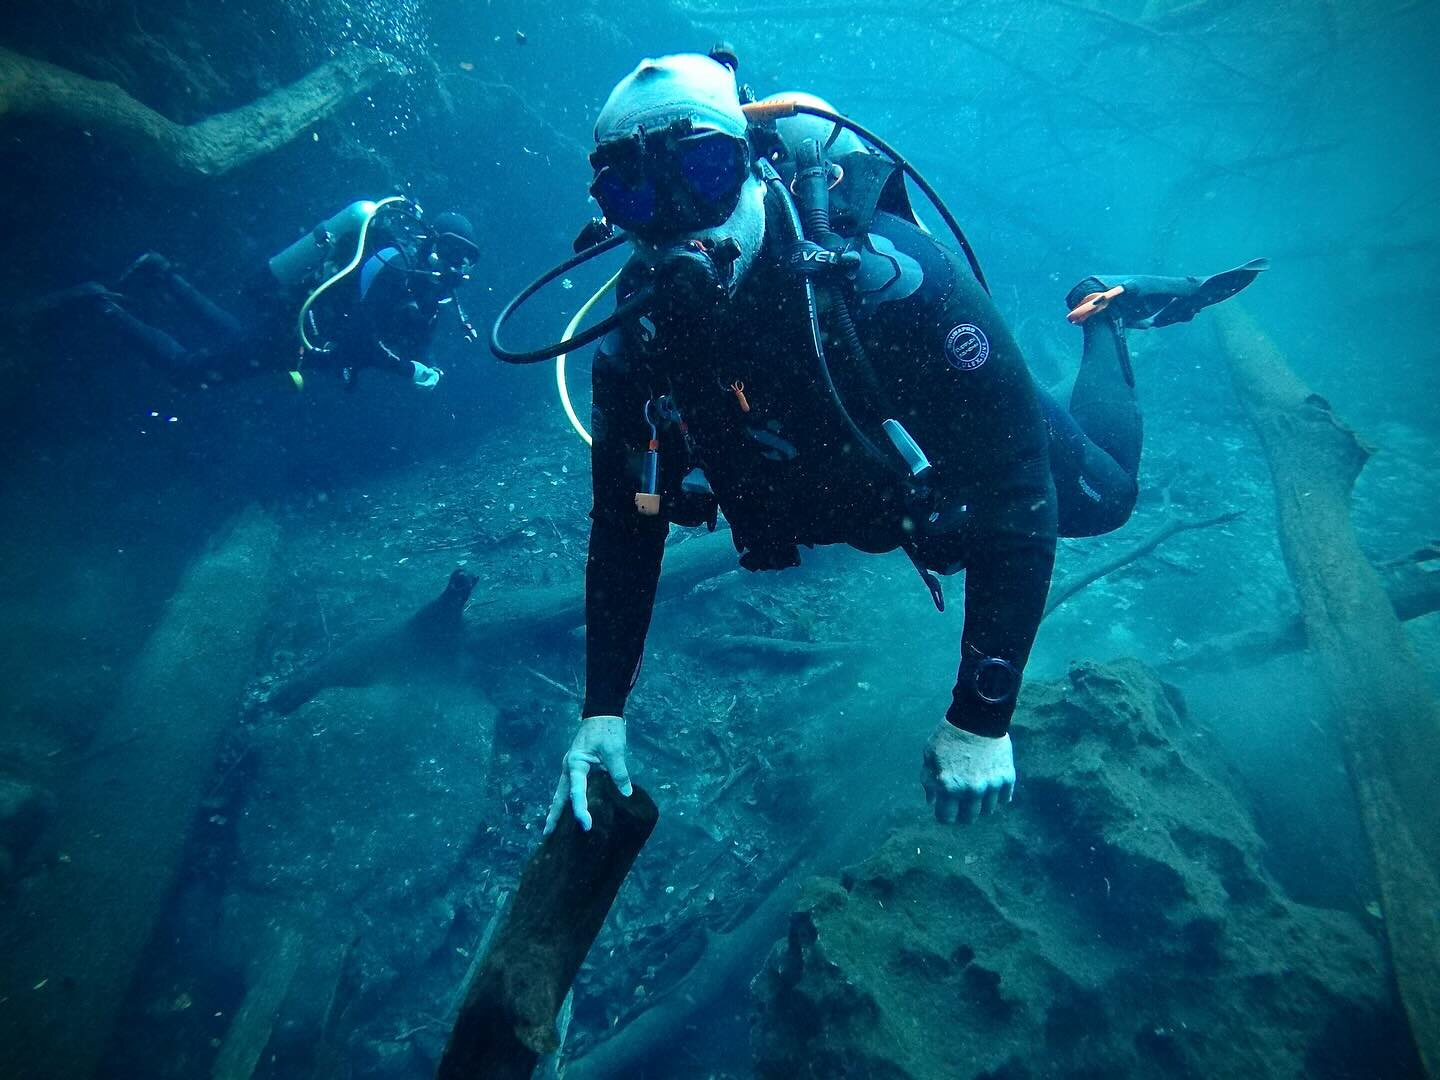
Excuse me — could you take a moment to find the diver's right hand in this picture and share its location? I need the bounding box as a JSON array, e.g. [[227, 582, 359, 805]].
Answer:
[[543, 715, 633, 836], [411, 360, 442, 390]]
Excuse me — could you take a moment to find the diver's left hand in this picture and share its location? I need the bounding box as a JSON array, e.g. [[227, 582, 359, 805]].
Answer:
[[411, 361, 442, 390], [922, 723, 1015, 825]]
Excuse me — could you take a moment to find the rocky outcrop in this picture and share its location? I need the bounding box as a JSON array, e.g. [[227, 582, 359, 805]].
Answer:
[[753, 660, 1409, 1078]]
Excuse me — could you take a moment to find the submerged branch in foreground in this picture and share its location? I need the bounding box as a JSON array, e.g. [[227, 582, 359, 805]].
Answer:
[[0, 44, 405, 181]]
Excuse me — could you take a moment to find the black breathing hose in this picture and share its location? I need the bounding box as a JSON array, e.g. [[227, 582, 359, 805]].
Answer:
[[760, 161, 898, 475], [769, 102, 990, 296], [490, 232, 652, 365], [791, 140, 889, 412]]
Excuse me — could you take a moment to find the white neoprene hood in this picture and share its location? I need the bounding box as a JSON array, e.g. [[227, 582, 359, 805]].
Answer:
[[595, 54, 748, 143]]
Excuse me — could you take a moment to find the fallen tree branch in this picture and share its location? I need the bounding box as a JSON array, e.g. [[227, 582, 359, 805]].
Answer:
[[466, 531, 737, 651], [524, 666, 581, 701], [1044, 506, 1245, 617], [677, 0, 1265, 94], [0, 44, 405, 182], [268, 568, 477, 715], [1216, 303, 1440, 1075], [687, 634, 860, 666], [0, 508, 282, 1080], [439, 776, 659, 1079], [211, 924, 306, 1080]]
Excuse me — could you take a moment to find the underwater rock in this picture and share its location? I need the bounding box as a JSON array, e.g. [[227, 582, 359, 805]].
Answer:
[[752, 660, 1400, 1078]]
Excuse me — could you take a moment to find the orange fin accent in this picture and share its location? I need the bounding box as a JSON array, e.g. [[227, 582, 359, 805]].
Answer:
[[1067, 285, 1126, 325]]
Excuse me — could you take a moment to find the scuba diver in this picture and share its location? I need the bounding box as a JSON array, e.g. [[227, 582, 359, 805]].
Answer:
[[47, 199, 480, 391], [489, 52, 1266, 831]]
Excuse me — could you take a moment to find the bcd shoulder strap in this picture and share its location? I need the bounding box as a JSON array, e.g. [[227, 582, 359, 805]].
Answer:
[[829, 151, 917, 237]]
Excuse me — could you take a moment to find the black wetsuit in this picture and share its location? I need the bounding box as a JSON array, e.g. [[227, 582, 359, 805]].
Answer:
[[582, 187, 1142, 739], [98, 245, 450, 385]]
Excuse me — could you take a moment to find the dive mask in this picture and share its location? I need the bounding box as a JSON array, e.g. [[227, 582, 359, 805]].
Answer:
[[589, 118, 751, 239], [428, 233, 479, 279]]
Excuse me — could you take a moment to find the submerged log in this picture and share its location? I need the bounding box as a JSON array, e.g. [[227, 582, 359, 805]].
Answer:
[[0, 44, 404, 182], [210, 925, 306, 1080], [311, 937, 364, 1080], [1216, 304, 1440, 1076], [1164, 543, 1440, 674], [271, 532, 738, 713], [687, 634, 860, 667], [0, 507, 281, 1080], [268, 568, 477, 714], [438, 774, 659, 1079], [467, 530, 737, 650]]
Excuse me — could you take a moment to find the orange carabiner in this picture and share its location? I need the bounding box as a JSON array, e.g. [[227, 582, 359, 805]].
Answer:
[[730, 381, 751, 413], [1066, 285, 1126, 325]]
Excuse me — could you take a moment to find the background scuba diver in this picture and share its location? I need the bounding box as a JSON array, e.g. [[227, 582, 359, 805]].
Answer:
[[520, 53, 1265, 832], [52, 200, 480, 391]]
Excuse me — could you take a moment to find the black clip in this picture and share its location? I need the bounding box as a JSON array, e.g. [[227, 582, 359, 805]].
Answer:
[[904, 547, 945, 612]]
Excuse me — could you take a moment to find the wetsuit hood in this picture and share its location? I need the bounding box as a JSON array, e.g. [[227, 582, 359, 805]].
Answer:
[[595, 53, 748, 143]]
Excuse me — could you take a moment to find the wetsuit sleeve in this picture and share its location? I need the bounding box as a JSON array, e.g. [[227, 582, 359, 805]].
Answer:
[[932, 288, 1057, 738], [581, 335, 668, 719], [871, 223, 1058, 738], [946, 465, 1056, 737]]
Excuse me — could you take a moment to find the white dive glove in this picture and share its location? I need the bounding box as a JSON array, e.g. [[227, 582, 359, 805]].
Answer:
[[922, 722, 1016, 825], [543, 715, 633, 836], [410, 360, 442, 389]]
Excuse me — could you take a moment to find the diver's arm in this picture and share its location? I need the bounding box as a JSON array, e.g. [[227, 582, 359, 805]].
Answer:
[[873, 220, 1057, 736], [373, 337, 426, 379], [581, 342, 667, 718], [347, 253, 438, 380], [947, 485, 1057, 736], [543, 344, 660, 837]]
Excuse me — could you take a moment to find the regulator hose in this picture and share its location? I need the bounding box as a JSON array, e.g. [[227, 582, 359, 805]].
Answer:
[[743, 99, 990, 295], [490, 233, 652, 364]]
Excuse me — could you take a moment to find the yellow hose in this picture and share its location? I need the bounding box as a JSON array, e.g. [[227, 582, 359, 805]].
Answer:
[[555, 270, 622, 447], [296, 195, 407, 356]]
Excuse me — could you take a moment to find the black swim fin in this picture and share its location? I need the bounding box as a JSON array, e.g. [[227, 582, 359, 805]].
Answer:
[[1068, 258, 1269, 329]]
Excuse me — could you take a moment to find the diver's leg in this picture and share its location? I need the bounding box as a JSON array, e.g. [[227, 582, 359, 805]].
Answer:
[[158, 270, 245, 340], [1038, 383, 1137, 539], [1064, 258, 1269, 329], [1067, 296, 1142, 479], [124, 252, 245, 342], [1042, 283, 1142, 538], [100, 302, 196, 373]]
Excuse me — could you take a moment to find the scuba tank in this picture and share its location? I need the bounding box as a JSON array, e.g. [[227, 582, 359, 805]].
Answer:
[[268, 200, 381, 289], [283, 196, 411, 358]]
